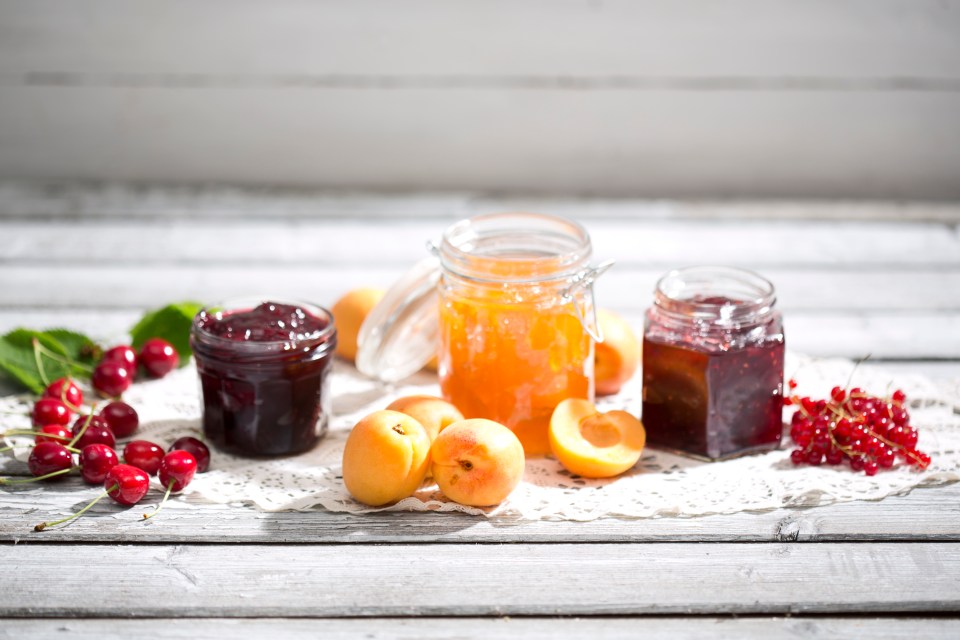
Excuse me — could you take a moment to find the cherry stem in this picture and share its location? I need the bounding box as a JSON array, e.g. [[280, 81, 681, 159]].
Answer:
[[1, 430, 71, 441], [31, 339, 95, 375], [34, 485, 115, 531], [66, 407, 98, 449], [32, 339, 52, 387], [143, 481, 175, 520], [0, 467, 73, 485]]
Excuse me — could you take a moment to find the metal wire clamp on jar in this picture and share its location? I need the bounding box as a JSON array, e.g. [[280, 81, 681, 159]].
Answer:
[[356, 212, 613, 456], [641, 266, 785, 460]]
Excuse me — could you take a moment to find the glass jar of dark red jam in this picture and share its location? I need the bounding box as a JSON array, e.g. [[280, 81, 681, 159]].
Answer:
[[191, 298, 337, 456], [641, 267, 785, 460]]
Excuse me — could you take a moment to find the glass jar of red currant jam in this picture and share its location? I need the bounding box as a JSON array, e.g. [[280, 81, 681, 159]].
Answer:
[[191, 298, 337, 456], [641, 267, 785, 460]]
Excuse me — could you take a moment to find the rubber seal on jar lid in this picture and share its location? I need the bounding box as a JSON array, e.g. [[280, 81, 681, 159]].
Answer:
[[356, 256, 442, 383]]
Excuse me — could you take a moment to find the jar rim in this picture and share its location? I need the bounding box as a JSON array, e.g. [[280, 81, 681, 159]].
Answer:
[[192, 296, 337, 353], [654, 266, 777, 323], [439, 212, 592, 283]]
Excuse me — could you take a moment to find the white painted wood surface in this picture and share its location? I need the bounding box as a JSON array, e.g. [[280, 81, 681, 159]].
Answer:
[[0, 184, 958, 635], [1, 3, 959, 197]]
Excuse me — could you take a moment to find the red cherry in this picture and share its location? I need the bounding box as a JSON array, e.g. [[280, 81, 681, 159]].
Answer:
[[139, 338, 178, 378], [92, 361, 132, 398], [79, 444, 120, 484], [71, 415, 116, 450], [32, 398, 72, 427], [35, 424, 71, 444], [102, 345, 138, 371], [28, 441, 74, 478], [123, 440, 165, 475], [99, 401, 139, 438], [159, 450, 197, 492], [43, 378, 83, 409], [104, 464, 150, 505], [169, 437, 210, 473]]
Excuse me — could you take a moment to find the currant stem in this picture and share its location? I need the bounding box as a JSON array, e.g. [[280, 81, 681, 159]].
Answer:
[[143, 481, 175, 520], [0, 467, 73, 484], [34, 485, 115, 531]]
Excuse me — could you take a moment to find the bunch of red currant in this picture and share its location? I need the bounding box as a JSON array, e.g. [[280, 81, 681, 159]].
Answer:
[[785, 380, 932, 476]]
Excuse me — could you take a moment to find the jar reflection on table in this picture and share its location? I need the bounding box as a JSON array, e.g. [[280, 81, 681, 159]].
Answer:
[[641, 267, 785, 460]]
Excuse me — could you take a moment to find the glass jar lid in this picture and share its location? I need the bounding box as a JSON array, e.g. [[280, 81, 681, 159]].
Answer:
[[355, 256, 442, 383]]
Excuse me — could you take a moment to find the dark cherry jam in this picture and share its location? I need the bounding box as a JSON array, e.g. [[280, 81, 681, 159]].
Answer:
[[191, 300, 337, 456], [641, 269, 785, 460]]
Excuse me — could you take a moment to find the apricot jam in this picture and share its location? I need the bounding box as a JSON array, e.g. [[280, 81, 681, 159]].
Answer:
[[641, 268, 785, 460], [436, 213, 603, 456], [191, 299, 336, 456]]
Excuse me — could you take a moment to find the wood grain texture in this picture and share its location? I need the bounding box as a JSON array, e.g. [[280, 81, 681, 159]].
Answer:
[[3, 617, 960, 640], [1, 86, 958, 197], [1, 478, 959, 543], [3, 542, 959, 616], [1, 0, 958, 78]]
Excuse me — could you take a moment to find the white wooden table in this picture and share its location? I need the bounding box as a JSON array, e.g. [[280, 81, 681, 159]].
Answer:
[[1, 183, 959, 638]]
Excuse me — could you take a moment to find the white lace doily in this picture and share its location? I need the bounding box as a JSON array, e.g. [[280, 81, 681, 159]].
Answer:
[[3, 352, 959, 520]]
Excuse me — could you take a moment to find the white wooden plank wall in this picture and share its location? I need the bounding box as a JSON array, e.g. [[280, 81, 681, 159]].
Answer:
[[1, 1, 959, 198]]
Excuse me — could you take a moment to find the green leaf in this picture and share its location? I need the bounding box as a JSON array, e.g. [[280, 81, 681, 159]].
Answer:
[[130, 301, 204, 366], [44, 329, 101, 365], [0, 358, 45, 395], [0, 328, 101, 393]]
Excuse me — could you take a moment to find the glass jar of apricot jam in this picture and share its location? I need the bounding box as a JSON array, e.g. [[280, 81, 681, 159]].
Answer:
[[641, 267, 785, 460], [191, 298, 337, 456], [436, 213, 609, 456]]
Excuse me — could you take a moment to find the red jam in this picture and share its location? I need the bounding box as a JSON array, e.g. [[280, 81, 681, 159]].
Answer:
[[191, 300, 337, 456], [641, 270, 785, 460]]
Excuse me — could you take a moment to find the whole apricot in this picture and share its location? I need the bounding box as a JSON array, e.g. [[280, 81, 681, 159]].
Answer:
[[331, 287, 385, 363], [342, 410, 431, 506], [431, 419, 525, 507], [595, 309, 641, 396], [385, 395, 464, 442]]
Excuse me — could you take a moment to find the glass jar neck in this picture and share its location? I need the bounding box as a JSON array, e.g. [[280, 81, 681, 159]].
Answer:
[[653, 267, 777, 330], [438, 212, 592, 284]]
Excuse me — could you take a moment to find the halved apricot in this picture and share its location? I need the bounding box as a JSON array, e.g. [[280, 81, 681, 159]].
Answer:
[[548, 398, 646, 478]]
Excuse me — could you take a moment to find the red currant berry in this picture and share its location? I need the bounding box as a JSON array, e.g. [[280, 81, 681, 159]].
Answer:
[[43, 378, 83, 409], [806, 450, 823, 466], [850, 456, 866, 471], [71, 415, 116, 450], [863, 460, 879, 476], [35, 424, 71, 444], [104, 464, 150, 505], [169, 437, 210, 473], [79, 444, 120, 484], [123, 440, 165, 475], [788, 379, 798, 389], [99, 401, 139, 438], [878, 448, 896, 468], [892, 389, 906, 404], [28, 441, 74, 478], [139, 338, 178, 378], [92, 361, 132, 398], [825, 448, 845, 465], [830, 386, 846, 402], [790, 449, 806, 465], [159, 450, 197, 492], [102, 345, 138, 370], [31, 398, 72, 427]]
